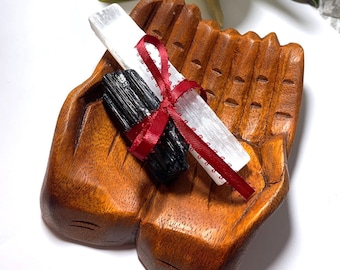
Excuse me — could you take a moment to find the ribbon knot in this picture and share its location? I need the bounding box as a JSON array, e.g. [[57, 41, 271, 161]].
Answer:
[[160, 97, 174, 111], [127, 34, 255, 199]]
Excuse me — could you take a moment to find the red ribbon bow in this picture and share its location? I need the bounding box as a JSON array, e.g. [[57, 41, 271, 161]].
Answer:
[[127, 35, 254, 200]]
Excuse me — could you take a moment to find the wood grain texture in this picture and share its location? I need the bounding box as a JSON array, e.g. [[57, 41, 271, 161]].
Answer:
[[40, 0, 304, 269]]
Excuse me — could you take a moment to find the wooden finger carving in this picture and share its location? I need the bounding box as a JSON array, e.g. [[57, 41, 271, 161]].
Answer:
[[40, 0, 304, 269]]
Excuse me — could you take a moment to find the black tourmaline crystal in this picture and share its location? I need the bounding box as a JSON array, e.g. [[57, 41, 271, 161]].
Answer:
[[102, 69, 189, 184]]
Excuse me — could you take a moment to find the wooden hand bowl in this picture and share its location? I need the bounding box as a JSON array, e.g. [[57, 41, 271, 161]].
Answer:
[[40, 0, 304, 269]]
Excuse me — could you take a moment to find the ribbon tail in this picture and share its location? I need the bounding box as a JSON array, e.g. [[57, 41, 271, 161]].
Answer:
[[129, 110, 170, 161], [169, 108, 255, 199]]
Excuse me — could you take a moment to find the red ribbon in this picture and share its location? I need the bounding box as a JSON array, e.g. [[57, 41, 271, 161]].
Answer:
[[127, 35, 254, 199]]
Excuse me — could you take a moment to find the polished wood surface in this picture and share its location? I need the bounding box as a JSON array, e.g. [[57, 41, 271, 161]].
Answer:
[[40, 0, 304, 269]]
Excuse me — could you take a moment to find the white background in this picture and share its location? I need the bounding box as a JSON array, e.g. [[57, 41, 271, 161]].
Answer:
[[1, 0, 340, 269]]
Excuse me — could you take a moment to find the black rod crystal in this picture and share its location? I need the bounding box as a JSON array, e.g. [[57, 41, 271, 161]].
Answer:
[[102, 69, 189, 184]]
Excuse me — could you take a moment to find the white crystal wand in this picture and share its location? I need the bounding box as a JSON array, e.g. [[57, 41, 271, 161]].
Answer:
[[89, 4, 254, 198]]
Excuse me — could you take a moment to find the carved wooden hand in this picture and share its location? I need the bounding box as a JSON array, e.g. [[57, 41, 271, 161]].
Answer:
[[40, 1, 303, 269]]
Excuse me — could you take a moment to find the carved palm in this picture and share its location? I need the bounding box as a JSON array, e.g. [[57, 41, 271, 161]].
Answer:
[[40, 0, 304, 269]]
